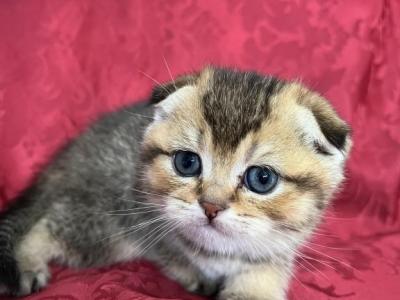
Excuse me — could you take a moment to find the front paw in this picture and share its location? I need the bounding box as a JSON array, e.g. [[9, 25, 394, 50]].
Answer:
[[172, 274, 218, 297], [218, 291, 284, 300], [18, 268, 50, 296], [217, 291, 248, 300], [190, 280, 219, 297], [162, 264, 219, 297], [0, 256, 50, 297]]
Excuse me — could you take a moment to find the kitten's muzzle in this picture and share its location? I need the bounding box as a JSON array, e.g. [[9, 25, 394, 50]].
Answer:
[[199, 200, 227, 221]]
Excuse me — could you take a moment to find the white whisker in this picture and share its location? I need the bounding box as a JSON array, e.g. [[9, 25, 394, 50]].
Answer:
[[130, 187, 190, 204], [139, 222, 180, 257], [96, 216, 168, 244], [123, 110, 155, 120], [139, 70, 164, 87], [162, 55, 177, 90]]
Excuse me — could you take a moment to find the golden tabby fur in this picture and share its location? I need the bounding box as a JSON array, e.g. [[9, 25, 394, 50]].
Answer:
[[0, 67, 351, 300], [140, 67, 351, 299]]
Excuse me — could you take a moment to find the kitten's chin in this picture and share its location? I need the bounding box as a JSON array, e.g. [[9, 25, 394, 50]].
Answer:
[[176, 226, 230, 253], [174, 218, 297, 262], [199, 220, 228, 234], [175, 221, 252, 257]]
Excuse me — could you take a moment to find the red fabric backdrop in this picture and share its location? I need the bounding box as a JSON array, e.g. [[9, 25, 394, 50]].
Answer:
[[1, 1, 400, 299]]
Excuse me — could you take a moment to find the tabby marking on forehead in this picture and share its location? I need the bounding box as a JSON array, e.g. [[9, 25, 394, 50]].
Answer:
[[201, 69, 283, 150]]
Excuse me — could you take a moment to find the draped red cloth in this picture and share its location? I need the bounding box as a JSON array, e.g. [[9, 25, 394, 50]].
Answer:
[[1, 1, 399, 299]]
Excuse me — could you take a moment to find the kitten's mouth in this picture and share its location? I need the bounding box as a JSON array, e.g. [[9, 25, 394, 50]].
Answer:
[[176, 229, 226, 254], [198, 218, 230, 236], [204, 221, 221, 232], [199, 217, 223, 230], [176, 221, 242, 256]]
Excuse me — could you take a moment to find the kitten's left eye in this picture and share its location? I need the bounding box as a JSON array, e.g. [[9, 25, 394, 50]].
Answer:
[[244, 166, 278, 194], [173, 151, 202, 177]]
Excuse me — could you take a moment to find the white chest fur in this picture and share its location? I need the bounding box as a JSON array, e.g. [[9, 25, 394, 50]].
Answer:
[[188, 253, 244, 280]]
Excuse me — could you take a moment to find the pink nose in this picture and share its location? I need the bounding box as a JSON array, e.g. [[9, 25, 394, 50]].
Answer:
[[199, 201, 226, 221]]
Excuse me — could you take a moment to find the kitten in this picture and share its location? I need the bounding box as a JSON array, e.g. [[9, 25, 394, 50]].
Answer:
[[0, 67, 351, 299]]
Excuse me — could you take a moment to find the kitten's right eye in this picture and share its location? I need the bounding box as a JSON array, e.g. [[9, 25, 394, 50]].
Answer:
[[244, 166, 278, 194], [173, 151, 202, 177]]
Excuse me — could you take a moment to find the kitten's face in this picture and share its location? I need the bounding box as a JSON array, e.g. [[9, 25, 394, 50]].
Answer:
[[140, 67, 351, 261]]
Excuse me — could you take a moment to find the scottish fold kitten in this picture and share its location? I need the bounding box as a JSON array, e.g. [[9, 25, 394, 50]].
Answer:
[[0, 67, 351, 299]]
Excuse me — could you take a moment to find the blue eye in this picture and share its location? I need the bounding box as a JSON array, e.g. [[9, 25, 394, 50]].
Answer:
[[244, 166, 278, 194], [173, 151, 202, 177]]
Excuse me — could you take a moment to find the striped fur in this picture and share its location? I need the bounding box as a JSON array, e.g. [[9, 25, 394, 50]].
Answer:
[[0, 67, 351, 299]]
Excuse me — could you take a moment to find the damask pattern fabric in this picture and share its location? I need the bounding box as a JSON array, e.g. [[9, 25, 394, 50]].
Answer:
[[1, 1, 399, 299]]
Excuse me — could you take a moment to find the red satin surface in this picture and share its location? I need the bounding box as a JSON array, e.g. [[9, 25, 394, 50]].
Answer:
[[1, 1, 399, 299]]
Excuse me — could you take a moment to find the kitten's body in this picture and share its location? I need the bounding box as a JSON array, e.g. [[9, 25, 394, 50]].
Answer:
[[0, 67, 351, 299]]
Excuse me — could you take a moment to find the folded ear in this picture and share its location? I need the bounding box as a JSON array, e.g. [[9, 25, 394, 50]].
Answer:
[[308, 101, 350, 151], [146, 72, 200, 124], [296, 85, 352, 155], [149, 73, 199, 104]]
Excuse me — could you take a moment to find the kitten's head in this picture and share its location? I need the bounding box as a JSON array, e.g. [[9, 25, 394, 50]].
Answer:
[[140, 67, 351, 261]]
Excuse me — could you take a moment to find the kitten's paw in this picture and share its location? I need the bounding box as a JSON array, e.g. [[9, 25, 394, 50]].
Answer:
[[187, 280, 219, 297], [18, 268, 50, 296], [217, 292, 241, 300], [0, 256, 50, 296], [162, 265, 219, 297], [218, 292, 284, 300], [218, 294, 255, 300]]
